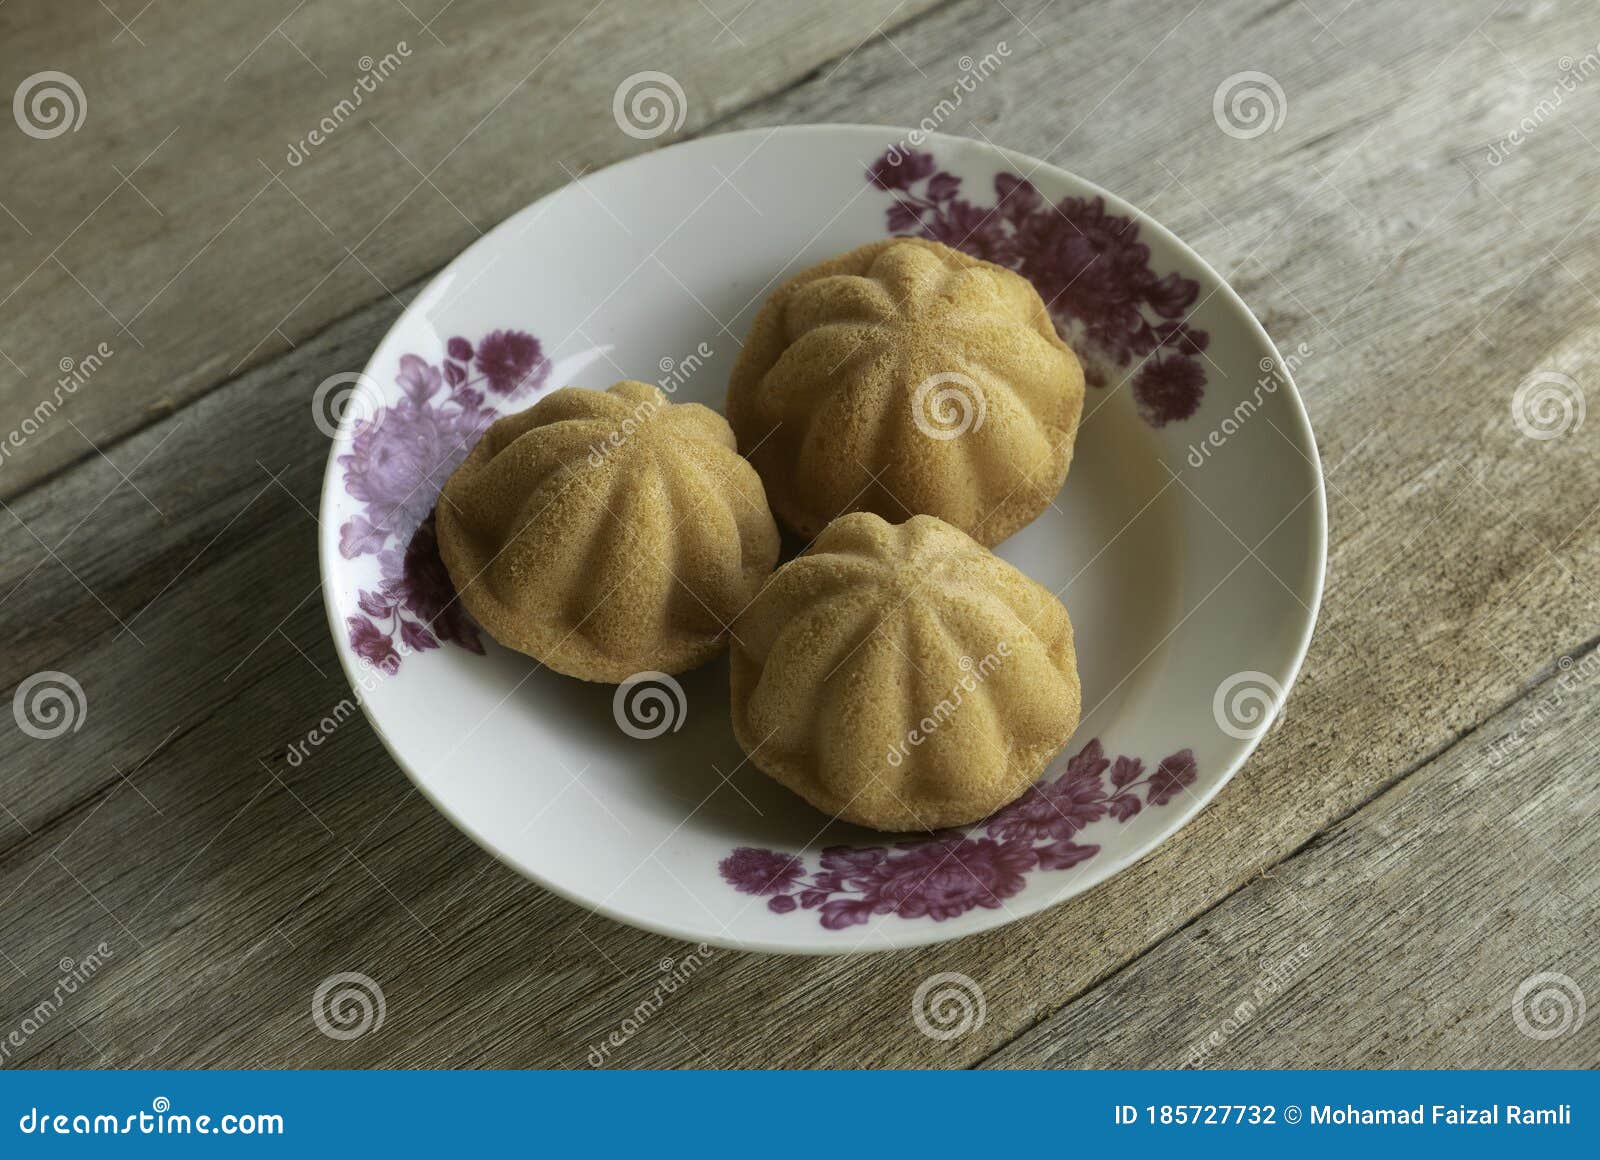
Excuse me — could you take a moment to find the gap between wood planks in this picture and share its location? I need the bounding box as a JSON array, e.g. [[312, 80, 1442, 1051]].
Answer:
[[0, 0, 967, 510]]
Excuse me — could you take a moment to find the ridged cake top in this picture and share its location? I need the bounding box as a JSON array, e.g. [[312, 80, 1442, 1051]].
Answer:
[[728, 237, 1085, 546], [730, 512, 1080, 831], [437, 381, 779, 681]]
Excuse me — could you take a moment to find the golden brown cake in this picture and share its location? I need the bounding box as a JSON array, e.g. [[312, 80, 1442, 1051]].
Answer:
[[727, 237, 1085, 547], [729, 512, 1080, 831], [437, 381, 780, 681]]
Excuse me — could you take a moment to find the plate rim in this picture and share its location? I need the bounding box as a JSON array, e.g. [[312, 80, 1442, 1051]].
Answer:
[[316, 122, 1328, 955]]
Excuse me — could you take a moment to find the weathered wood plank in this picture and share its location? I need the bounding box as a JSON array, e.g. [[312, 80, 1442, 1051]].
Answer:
[[983, 642, 1600, 1067], [0, 0, 945, 497], [1, 0, 1597, 1068]]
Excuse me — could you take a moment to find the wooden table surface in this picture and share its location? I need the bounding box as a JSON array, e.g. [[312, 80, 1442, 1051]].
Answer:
[[1, 0, 1596, 1068]]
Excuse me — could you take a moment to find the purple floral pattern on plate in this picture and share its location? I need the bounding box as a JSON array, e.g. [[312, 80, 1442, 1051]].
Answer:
[[338, 329, 550, 672], [868, 148, 1211, 427], [719, 738, 1197, 930]]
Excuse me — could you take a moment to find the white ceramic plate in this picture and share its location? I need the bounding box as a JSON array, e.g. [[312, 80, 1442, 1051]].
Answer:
[[317, 124, 1325, 954]]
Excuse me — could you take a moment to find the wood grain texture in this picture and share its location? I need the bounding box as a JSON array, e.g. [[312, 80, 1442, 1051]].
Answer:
[[0, 0, 944, 497], [0, 0, 1597, 1068], [985, 645, 1600, 1067]]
